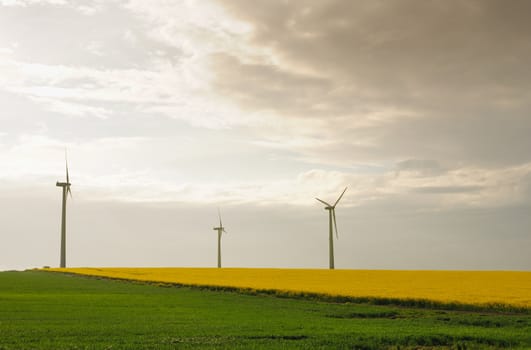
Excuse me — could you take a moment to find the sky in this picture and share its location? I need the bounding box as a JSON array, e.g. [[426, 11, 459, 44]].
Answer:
[[1, 0, 530, 271]]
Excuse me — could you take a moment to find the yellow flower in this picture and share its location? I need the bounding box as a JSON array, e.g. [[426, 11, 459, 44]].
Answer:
[[48, 268, 531, 309]]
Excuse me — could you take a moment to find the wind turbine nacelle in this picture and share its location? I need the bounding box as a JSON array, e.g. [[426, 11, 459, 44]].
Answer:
[[56, 181, 70, 187]]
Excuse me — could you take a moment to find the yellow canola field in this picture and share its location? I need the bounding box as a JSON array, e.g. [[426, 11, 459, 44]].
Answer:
[[49, 268, 531, 308]]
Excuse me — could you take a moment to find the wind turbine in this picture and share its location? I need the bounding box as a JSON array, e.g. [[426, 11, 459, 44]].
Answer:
[[56, 150, 72, 268], [212, 208, 227, 268], [315, 187, 347, 270]]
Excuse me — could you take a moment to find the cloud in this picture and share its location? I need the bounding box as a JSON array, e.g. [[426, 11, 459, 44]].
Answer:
[[209, 53, 332, 116], [0, 47, 14, 55], [208, 0, 531, 167], [218, 0, 531, 96], [3, 0, 530, 168], [0, 57, 247, 128], [412, 185, 483, 194], [30, 97, 112, 120], [0, 0, 66, 6], [1, 1, 530, 209], [395, 159, 444, 176], [0, 0, 260, 129]]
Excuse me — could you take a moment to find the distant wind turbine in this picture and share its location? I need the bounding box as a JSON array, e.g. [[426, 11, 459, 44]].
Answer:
[[212, 208, 227, 268], [315, 187, 347, 270], [56, 150, 72, 268]]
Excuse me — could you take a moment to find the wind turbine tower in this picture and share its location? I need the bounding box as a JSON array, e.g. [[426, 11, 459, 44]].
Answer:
[[212, 209, 227, 268], [315, 187, 347, 270], [56, 151, 72, 268]]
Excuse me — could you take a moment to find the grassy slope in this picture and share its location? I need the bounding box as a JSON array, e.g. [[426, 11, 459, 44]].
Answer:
[[0, 271, 529, 350]]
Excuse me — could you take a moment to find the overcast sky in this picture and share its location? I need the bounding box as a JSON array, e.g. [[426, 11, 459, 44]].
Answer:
[[1, 0, 530, 271]]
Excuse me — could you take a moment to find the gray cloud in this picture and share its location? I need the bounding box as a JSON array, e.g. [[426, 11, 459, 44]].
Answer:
[[219, 0, 531, 93], [412, 185, 484, 194], [212, 0, 531, 167], [395, 159, 443, 175], [210, 53, 333, 115]]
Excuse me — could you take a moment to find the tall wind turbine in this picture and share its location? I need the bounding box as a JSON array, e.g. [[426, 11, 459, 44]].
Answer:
[[212, 209, 227, 268], [56, 151, 72, 268], [315, 187, 347, 270]]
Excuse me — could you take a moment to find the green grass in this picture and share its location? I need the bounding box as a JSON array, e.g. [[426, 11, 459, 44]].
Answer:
[[0, 271, 529, 349]]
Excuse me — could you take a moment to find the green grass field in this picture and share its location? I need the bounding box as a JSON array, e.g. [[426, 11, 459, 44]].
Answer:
[[0, 271, 529, 349]]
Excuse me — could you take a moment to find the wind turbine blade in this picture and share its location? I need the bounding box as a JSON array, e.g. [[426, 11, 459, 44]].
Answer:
[[333, 187, 348, 207], [67, 186, 72, 199], [222, 228, 227, 234], [218, 207, 222, 228], [315, 197, 332, 207], [332, 209, 338, 239], [65, 150, 70, 184]]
